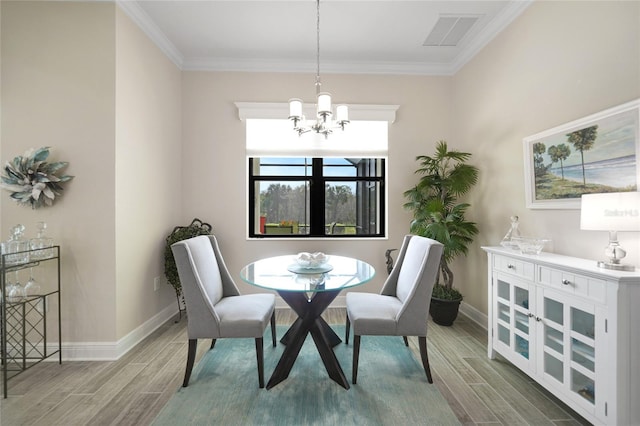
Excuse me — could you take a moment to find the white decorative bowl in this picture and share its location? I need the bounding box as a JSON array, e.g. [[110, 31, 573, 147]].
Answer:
[[512, 237, 551, 255], [295, 252, 329, 268]]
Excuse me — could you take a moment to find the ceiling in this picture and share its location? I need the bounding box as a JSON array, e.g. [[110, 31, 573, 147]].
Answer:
[[119, 0, 532, 75]]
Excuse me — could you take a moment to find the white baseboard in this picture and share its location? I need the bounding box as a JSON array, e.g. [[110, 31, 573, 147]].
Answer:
[[57, 297, 484, 361], [459, 301, 488, 330], [61, 302, 178, 361]]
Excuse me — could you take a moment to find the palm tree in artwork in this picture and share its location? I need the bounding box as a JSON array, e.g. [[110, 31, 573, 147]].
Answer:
[[547, 143, 571, 179], [566, 125, 598, 186], [533, 142, 547, 177]]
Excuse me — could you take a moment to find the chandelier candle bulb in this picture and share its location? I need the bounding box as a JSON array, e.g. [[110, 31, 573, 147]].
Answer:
[[289, 98, 302, 119], [317, 93, 332, 116], [336, 105, 348, 122]]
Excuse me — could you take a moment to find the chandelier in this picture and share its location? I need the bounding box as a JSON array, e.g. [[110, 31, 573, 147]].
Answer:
[[288, 0, 349, 138]]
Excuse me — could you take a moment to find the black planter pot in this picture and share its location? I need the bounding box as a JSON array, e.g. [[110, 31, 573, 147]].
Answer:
[[429, 297, 462, 326]]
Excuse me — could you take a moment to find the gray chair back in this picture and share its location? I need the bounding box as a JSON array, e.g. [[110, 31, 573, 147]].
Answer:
[[382, 235, 443, 335], [171, 235, 240, 338], [171, 235, 276, 388]]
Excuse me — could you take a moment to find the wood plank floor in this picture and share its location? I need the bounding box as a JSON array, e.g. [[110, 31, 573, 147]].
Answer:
[[0, 308, 590, 425]]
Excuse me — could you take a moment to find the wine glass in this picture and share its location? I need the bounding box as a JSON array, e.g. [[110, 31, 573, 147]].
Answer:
[[25, 267, 45, 313], [8, 271, 25, 302], [24, 267, 42, 297], [3, 273, 13, 303]]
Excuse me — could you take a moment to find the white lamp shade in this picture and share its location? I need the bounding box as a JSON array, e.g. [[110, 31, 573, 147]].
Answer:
[[288, 98, 303, 118], [336, 105, 348, 122], [317, 92, 332, 114], [580, 192, 640, 231]]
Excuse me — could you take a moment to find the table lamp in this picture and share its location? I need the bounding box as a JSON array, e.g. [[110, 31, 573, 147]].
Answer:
[[580, 192, 640, 271]]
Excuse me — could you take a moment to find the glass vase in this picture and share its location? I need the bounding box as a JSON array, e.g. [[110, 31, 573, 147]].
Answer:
[[5, 224, 30, 265], [500, 215, 522, 249], [30, 221, 54, 260]]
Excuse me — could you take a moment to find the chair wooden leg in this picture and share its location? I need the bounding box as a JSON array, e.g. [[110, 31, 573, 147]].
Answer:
[[352, 335, 361, 384], [255, 337, 265, 388], [210, 339, 216, 350], [345, 316, 350, 344], [183, 339, 197, 387], [418, 336, 433, 384], [403, 336, 409, 346], [270, 311, 277, 347]]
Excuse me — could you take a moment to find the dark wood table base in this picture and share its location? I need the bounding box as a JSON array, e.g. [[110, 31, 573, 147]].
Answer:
[[267, 288, 349, 390]]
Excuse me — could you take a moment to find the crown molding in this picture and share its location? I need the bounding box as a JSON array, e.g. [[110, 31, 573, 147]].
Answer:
[[120, 0, 533, 76], [183, 57, 453, 76], [116, 0, 184, 69]]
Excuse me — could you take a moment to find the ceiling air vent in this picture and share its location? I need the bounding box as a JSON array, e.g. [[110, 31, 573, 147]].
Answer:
[[423, 15, 480, 47]]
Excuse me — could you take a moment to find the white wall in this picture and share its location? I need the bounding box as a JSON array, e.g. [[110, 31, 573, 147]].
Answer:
[[114, 7, 182, 340], [452, 0, 640, 313], [1, 2, 182, 354], [1, 1, 118, 343]]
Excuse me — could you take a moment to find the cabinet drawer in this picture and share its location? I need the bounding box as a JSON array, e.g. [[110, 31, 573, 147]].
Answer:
[[493, 255, 535, 280], [538, 267, 606, 303]]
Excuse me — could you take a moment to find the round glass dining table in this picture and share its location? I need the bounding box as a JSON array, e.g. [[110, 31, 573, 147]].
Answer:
[[240, 255, 375, 390]]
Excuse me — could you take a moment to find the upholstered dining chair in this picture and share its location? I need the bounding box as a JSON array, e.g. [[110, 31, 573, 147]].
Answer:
[[345, 234, 443, 384], [171, 235, 276, 388]]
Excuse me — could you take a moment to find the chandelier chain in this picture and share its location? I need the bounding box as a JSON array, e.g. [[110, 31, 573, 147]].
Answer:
[[287, 0, 349, 138], [316, 0, 321, 93]]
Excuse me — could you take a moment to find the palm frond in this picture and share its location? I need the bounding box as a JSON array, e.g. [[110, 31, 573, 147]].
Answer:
[[403, 140, 479, 289]]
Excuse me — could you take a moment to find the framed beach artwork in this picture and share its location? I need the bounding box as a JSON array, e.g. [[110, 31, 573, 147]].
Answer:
[[523, 99, 639, 209]]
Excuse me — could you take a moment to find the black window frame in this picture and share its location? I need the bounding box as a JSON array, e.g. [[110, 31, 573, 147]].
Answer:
[[248, 157, 386, 238]]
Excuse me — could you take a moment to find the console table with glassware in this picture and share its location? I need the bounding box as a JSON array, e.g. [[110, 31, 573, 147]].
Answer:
[[483, 246, 640, 425], [0, 245, 61, 398]]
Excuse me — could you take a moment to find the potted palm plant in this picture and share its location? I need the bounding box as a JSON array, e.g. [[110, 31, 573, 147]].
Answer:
[[403, 140, 479, 326]]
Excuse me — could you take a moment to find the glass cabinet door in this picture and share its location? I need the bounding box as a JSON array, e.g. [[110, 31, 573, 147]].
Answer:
[[570, 306, 595, 406], [496, 279, 511, 347], [538, 290, 597, 410], [494, 275, 533, 367], [540, 294, 565, 384], [513, 285, 531, 360]]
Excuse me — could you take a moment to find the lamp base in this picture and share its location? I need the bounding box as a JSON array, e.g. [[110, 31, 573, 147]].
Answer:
[[596, 261, 636, 272]]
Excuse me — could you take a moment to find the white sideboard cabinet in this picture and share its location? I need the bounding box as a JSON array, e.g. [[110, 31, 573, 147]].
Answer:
[[483, 246, 640, 425]]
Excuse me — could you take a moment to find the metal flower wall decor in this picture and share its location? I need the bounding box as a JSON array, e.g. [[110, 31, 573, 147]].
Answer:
[[1, 147, 74, 209]]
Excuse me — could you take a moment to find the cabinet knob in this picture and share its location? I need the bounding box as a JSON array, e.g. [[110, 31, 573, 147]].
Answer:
[[535, 316, 542, 322], [562, 279, 571, 285], [507, 264, 515, 269], [528, 313, 534, 318]]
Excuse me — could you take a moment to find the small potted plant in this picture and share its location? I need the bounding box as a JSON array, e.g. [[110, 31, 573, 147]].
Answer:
[[403, 140, 479, 326]]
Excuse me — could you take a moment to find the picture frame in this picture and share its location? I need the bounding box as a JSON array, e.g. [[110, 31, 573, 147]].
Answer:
[[523, 99, 639, 209]]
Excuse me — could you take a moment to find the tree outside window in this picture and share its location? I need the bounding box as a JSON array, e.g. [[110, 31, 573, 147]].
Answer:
[[248, 157, 385, 238]]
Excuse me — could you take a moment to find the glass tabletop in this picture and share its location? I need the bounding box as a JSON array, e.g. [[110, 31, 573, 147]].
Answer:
[[239, 255, 375, 293]]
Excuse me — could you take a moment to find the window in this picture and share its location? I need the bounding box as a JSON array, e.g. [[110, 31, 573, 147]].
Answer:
[[236, 102, 397, 239], [249, 157, 385, 237]]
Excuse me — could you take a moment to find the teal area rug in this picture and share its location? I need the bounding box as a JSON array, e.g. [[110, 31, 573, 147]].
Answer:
[[153, 326, 460, 425]]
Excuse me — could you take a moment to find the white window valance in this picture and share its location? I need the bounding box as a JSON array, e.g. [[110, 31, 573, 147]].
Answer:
[[235, 102, 397, 157]]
